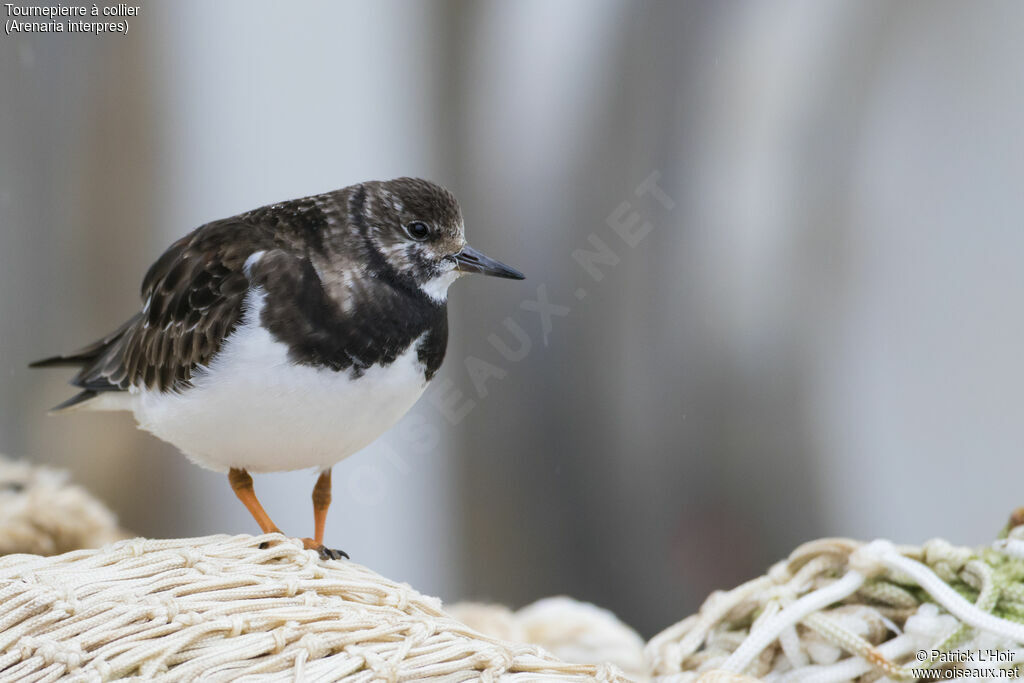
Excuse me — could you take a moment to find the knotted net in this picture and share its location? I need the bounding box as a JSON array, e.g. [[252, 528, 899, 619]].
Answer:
[[3, 455, 1023, 682], [0, 534, 628, 681], [647, 516, 1024, 681]]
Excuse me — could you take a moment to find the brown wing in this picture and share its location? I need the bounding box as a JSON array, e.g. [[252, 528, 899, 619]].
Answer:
[[33, 219, 276, 405]]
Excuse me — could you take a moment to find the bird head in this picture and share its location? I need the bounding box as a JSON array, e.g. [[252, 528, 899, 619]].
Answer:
[[358, 177, 524, 302]]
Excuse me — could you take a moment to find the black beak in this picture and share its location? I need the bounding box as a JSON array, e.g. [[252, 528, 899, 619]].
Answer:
[[454, 244, 525, 280]]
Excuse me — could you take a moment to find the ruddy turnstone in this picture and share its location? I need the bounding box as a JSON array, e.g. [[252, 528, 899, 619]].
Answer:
[[32, 178, 524, 559]]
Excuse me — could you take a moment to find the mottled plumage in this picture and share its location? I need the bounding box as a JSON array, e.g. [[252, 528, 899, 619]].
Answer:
[[31, 177, 523, 558], [33, 178, 514, 407]]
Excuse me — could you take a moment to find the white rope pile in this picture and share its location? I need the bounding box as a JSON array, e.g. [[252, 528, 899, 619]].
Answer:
[[0, 534, 628, 681], [0, 457, 126, 557], [646, 521, 1024, 682], [4, 456, 1023, 682], [450, 597, 647, 679]]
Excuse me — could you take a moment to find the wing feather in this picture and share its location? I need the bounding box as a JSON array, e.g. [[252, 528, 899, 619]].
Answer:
[[34, 219, 278, 403]]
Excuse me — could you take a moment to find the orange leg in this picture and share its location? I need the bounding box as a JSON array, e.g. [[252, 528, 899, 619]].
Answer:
[[299, 469, 346, 559], [228, 468, 282, 534], [312, 468, 332, 545], [230, 467, 346, 560]]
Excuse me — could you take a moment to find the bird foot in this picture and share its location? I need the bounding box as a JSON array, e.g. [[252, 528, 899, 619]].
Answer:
[[301, 537, 348, 560], [257, 528, 286, 550]]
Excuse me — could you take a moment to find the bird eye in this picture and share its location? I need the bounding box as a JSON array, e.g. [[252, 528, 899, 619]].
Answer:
[[405, 221, 431, 241]]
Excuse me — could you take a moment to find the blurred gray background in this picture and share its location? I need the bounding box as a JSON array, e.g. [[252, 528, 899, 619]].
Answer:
[[3, 0, 1024, 637]]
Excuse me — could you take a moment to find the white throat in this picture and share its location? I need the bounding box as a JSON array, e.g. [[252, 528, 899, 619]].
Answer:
[[420, 269, 460, 303]]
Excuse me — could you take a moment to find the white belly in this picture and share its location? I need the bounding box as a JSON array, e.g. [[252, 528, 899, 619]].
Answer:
[[128, 290, 430, 473]]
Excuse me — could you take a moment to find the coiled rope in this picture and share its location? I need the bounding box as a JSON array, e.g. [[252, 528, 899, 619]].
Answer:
[[647, 515, 1024, 681], [0, 534, 628, 681], [4, 456, 1023, 682]]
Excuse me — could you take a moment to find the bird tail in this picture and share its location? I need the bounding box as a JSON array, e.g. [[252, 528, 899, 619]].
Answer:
[[30, 316, 138, 412], [48, 390, 100, 412], [30, 315, 136, 368]]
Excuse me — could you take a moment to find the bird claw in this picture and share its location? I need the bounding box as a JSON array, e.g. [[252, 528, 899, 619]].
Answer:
[[300, 537, 348, 560], [318, 546, 349, 561]]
